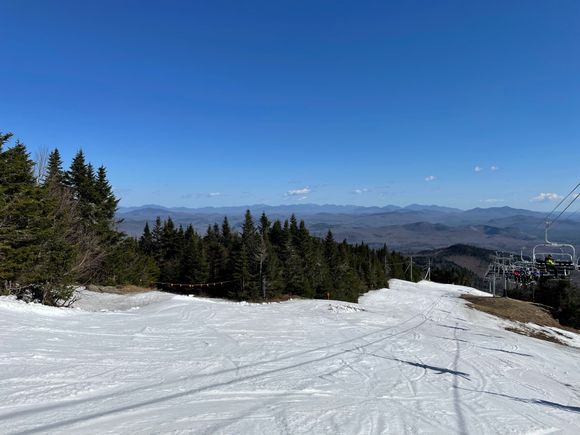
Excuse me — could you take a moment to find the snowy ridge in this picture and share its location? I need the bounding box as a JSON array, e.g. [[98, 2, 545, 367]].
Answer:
[[1, 280, 579, 434]]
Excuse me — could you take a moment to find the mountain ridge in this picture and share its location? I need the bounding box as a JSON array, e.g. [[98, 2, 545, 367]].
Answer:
[[116, 204, 580, 253]]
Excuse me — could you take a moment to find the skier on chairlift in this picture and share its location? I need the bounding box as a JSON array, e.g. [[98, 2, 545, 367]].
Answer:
[[545, 254, 558, 277]]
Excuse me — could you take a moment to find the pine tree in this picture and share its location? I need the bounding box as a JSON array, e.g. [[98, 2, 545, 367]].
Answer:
[[140, 222, 154, 256], [0, 138, 82, 304], [241, 210, 257, 250], [65, 150, 98, 222], [0, 139, 40, 280], [269, 219, 283, 246], [289, 214, 299, 245], [43, 149, 64, 187], [233, 243, 251, 299], [259, 212, 270, 237], [221, 216, 232, 245], [65, 150, 87, 197], [95, 165, 118, 223], [180, 225, 208, 284], [159, 217, 180, 281]]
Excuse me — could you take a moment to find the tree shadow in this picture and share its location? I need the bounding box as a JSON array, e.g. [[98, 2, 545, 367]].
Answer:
[[477, 346, 532, 357], [364, 351, 470, 379], [455, 387, 580, 413], [432, 336, 532, 357], [438, 324, 469, 331]]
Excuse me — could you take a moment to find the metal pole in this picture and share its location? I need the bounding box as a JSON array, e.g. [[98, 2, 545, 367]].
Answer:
[[504, 272, 507, 297], [492, 262, 496, 297], [410, 257, 413, 282]]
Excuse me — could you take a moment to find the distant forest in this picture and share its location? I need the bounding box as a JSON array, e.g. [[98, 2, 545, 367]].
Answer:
[[138, 213, 420, 302], [0, 131, 420, 306]]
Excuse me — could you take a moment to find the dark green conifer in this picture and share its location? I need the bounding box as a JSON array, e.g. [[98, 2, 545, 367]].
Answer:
[[43, 149, 64, 187], [140, 222, 154, 256], [95, 165, 118, 222]]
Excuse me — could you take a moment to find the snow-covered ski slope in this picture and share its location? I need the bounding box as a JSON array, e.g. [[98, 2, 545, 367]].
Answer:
[[1, 280, 580, 434]]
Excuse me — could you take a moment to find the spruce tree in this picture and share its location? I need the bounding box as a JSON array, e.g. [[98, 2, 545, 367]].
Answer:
[[139, 222, 154, 256], [221, 216, 232, 246], [241, 210, 257, 249], [233, 243, 251, 299], [0, 139, 39, 280], [180, 225, 208, 284], [95, 165, 118, 223], [43, 148, 64, 187], [65, 150, 87, 197], [259, 212, 270, 237]]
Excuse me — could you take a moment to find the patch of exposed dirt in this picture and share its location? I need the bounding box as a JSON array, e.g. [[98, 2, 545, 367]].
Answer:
[[462, 295, 560, 327], [268, 294, 301, 302], [505, 327, 563, 345], [86, 284, 154, 294], [461, 295, 579, 345]]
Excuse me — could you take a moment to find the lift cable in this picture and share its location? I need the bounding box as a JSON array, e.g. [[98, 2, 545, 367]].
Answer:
[[548, 190, 580, 229], [535, 181, 580, 230]]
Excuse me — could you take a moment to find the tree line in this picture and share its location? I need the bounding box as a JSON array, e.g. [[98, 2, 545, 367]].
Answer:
[[138, 212, 417, 302], [1, 130, 416, 306]]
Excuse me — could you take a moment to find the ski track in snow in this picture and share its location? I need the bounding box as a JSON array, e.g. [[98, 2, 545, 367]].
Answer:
[[1, 280, 579, 434]]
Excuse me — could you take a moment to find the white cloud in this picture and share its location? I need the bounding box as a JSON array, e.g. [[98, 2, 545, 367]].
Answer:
[[208, 192, 222, 197], [490, 165, 499, 172], [425, 175, 436, 182], [286, 186, 311, 196], [352, 188, 369, 194], [531, 192, 563, 202], [480, 198, 504, 203], [474, 166, 482, 172]]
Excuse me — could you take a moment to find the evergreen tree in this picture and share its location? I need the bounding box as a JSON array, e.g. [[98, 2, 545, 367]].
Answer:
[[221, 216, 232, 246], [0, 137, 82, 304], [259, 212, 270, 237], [65, 150, 87, 197], [233, 243, 251, 299], [241, 210, 258, 249], [180, 225, 208, 284], [151, 217, 163, 260], [139, 222, 154, 256], [240, 210, 259, 298], [95, 165, 118, 223], [43, 149, 64, 187], [0, 139, 41, 280]]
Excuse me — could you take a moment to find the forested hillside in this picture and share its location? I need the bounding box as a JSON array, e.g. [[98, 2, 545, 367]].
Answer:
[[139, 213, 420, 302]]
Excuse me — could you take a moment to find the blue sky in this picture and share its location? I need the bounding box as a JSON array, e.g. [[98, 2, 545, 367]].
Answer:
[[1, 0, 579, 210]]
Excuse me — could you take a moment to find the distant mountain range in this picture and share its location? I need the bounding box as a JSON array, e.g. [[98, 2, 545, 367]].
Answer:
[[116, 204, 580, 253]]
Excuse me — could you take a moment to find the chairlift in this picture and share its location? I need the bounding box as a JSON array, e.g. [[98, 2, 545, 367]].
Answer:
[[532, 221, 577, 278]]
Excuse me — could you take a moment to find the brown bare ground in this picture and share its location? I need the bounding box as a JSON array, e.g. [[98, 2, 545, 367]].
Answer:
[[87, 284, 154, 294], [504, 327, 563, 345], [461, 295, 579, 345]]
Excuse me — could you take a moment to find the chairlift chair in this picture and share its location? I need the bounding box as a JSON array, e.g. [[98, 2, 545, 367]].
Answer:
[[532, 222, 577, 278]]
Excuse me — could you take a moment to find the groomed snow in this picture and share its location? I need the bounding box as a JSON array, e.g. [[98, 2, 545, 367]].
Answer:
[[1, 280, 579, 434]]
